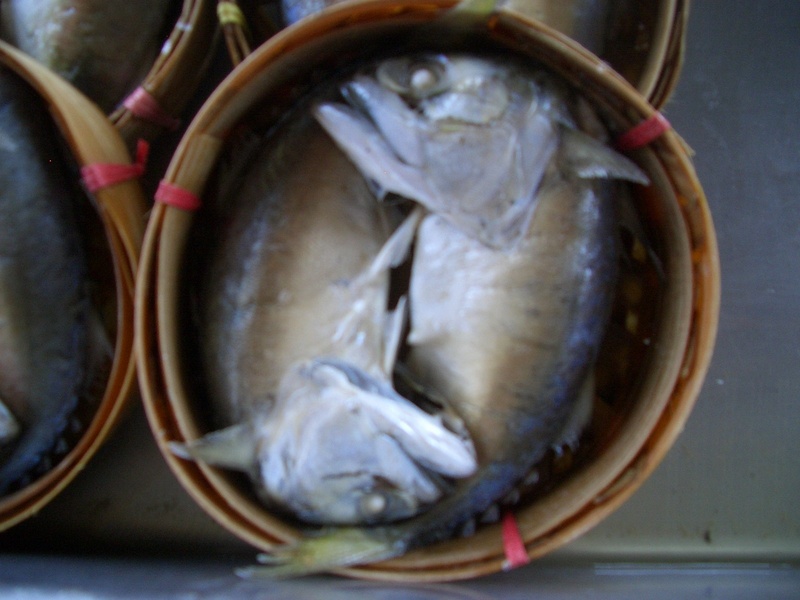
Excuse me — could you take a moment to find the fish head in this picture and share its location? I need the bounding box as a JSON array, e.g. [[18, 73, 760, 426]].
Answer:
[[373, 54, 512, 125], [256, 360, 477, 525], [315, 53, 566, 249]]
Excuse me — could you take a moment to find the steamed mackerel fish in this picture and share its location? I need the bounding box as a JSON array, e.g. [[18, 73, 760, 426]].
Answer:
[[178, 113, 476, 526], [0, 0, 175, 112], [246, 53, 649, 574], [0, 68, 94, 494]]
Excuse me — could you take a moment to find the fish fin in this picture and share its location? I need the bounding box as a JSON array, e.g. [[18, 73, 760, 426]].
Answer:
[[314, 103, 435, 203], [235, 528, 404, 579], [0, 398, 20, 446], [553, 371, 594, 454], [334, 207, 422, 348], [169, 423, 256, 472], [383, 295, 408, 375], [364, 206, 424, 282], [560, 128, 649, 185]]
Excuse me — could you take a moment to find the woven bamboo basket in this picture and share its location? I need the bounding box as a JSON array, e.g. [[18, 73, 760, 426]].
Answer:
[[109, 0, 218, 146], [217, 0, 689, 107], [0, 42, 147, 531], [136, 0, 719, 582]]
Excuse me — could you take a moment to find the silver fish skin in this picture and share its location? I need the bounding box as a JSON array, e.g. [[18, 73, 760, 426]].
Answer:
[[252, 53, 648, 575], [0, 67, 89, 494], [182, 113, 475, 525], [0, 0, 175, 112]]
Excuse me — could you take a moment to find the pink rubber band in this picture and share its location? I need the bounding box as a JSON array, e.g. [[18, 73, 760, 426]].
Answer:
[[81, 139, 149, 192], [123, 87, 181, 131], [155, 180, 202, 211], [614, 112, 671, 151], [501, 511, 529, 570]]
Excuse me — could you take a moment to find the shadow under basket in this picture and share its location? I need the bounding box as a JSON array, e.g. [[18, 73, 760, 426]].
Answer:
[[135, 0, 720, 582], [0, 42, 147, 531]]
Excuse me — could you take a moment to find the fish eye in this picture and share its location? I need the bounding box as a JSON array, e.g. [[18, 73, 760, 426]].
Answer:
[[376, 56, 449, 99], [359, 492, 388, 519]]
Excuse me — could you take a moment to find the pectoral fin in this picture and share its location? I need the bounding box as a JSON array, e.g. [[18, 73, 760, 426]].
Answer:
[[169, 423, 257, 472], [560, 128, 649, 185]]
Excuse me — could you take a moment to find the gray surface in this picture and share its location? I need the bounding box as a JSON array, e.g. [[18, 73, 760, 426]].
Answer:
[[1, 555, 799, 599], [1, 0, 799, 596]]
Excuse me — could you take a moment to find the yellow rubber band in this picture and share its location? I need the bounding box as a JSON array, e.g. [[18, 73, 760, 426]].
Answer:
[[217, 1, 246, 27]]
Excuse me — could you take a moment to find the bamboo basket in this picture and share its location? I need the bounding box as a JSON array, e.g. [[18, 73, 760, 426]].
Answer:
[[217, 0, 689, 107], [109, 0, 218, 146], [0, 42, 147, 531], [136, 0, 719, 582]]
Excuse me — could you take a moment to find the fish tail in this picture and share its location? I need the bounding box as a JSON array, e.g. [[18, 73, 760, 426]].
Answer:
[[236, 528, 405, 579]]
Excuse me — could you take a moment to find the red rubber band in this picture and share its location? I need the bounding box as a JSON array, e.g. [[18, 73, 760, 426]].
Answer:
[[81, 139, 149, 192], [155, 180, 202, 211], [501, 511, 529, 571], [614, 112, 671, 151], [123, 87, 181, 131]]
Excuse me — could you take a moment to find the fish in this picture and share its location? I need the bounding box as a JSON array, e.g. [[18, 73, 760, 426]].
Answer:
[[0, 66, 96, 494], [239, 52, 648, 576], [0, 0, 175, 112], [175, 111, 476, 526]]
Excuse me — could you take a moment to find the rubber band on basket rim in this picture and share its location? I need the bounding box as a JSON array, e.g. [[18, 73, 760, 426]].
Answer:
[[614, 112, 671, 151], [155, 180, 202, 211], [218, 1, 247, 27], [501, 511, 530, 571], [123, 87, 181, 131], [81, 139, 149, 193]]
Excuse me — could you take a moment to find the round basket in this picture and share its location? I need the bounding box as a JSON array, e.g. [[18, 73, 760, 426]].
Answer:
[[135, 0, 719, 582], [0, 42, 147, 531], [108, 0, 218, 146]]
